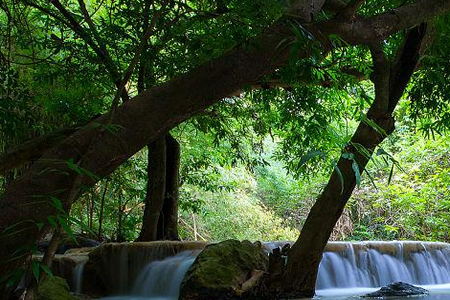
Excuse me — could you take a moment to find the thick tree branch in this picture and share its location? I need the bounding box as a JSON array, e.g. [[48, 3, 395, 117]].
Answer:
[[319, 0, 450, 45], [323, 0, 347, 12], [336, 0, 365, 19], [285, 0, 327, 21], [369, 45, 390, 113]]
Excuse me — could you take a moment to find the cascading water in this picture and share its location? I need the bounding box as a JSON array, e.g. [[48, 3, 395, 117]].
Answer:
[[72, 256, 89, 294], [77, 241, 450, 299], [131, 251, 197, 298], [102, 250, 199, 300], [316, 241, 450, 289]]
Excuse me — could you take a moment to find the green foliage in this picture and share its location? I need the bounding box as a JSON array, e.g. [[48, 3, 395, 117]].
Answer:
[[410, 15, 450, 134], [178, 164, 299, 241], [347, 119, 450, 242], [70, 151, 147, 241], [254, 139, 326, 227]]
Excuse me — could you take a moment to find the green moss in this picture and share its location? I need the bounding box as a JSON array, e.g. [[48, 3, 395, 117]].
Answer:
[[37, 276, 78, 300], [180, 240, 268, 299]]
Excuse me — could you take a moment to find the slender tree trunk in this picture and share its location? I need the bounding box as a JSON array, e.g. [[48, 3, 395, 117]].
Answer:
[[89, 193, 95, 235], [136, 136, 167, 241], [161, 133, 180, 240], [117, 195, 124, 242], [276, 115, 395, 297], [22, 226, 62, 300], [98, 180, 108, 240]]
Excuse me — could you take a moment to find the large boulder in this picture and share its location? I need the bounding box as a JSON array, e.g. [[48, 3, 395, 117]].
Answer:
[[180, 240, 268, 300], [363, 282, 429, 298], [37, 276, 78, 300]]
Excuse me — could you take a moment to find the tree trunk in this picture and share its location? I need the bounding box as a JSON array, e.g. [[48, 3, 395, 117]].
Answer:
[[117, 195, 125, 242], [277, 114, 395, 297], [271, 24, 428, 298], [98, 179, 108, 240], [152, 133, 180, 240], [161, 133, 180, 240], [136, 136, 167, 241]]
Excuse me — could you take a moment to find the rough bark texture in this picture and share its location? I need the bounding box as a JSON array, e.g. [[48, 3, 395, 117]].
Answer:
[[0, 0, 448, 296], [136, 137, 167, 242], [273, 24, 428, 298]]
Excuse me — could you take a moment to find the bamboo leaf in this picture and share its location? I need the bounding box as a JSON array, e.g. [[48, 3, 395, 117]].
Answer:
[[32, 261, 40, 281], [40, 264, 53, 277], [57, 216, 77, 243], [352, 160, 361, 186], [298, 150, 324, 167], [364, 169, 378, 190], [388, 163, 395, 185], [334, 162, 345, 194]]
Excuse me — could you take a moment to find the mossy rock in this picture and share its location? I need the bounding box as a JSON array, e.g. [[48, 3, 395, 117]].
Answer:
[[37, 276, 78, 300], [180, 239, 268, 300]]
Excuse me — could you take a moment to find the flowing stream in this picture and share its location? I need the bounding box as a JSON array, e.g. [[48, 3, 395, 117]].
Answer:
[[71, 241, 450, 299]]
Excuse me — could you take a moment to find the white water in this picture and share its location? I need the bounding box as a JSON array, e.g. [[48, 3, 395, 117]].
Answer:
[[316, 241, 450, 289], [100, 251, 198, 300], [95, 241, 450, 299], [72, 257, 88, 294], [131, 251, 197, 298], [316, 284, 450, 299]]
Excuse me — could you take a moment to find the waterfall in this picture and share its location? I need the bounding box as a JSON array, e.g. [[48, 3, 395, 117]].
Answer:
[[100, 250, 199, 300], [74, 241, 450, 299], [93, 241, 207, 295], [316, 241, 450, 289], [72, 256, 89, 294], [130, 251, 197, 299]]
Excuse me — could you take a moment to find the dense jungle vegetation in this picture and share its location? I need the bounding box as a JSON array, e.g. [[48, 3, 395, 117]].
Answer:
[[67, 111, 450, 243], [1, 0, 450, 298]]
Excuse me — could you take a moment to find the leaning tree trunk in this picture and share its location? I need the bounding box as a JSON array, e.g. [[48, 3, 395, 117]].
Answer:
[[160, 133, 180, 240], [271, 24, 428, 298], [136, 136, 167, 241]]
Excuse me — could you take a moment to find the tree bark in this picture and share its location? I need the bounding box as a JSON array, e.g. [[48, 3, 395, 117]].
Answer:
[[139, 133, 179, 241], [136, 136, 167, 241], [272, 24, 428, 298], [161, 133, 180, 240], [0, 0, 447, 294]]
